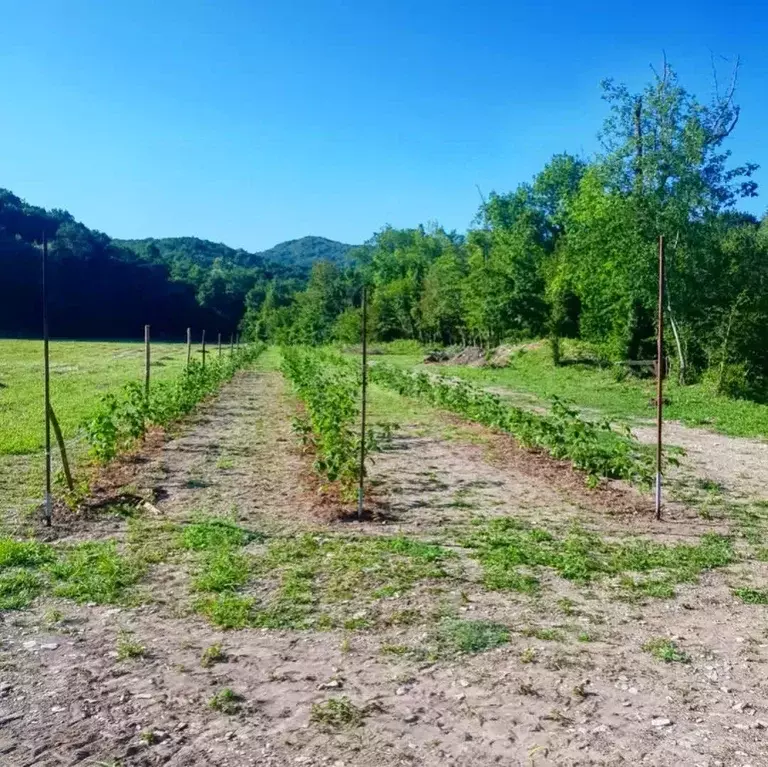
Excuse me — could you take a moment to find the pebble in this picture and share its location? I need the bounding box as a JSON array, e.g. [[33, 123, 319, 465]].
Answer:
[[40, 643, 59, 651], [395, 687, 407, 696], [404, 713, 419, 724], [651, 718, 673, 727], [455, 693, 466, 702], [458, 679, 470, 688], [50, 705, 65, 713], [22, 641, 37, 650]]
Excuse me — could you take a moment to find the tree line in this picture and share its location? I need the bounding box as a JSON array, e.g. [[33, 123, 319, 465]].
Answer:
[[0, 194, 316, 340], [243, 61, 767, 400]]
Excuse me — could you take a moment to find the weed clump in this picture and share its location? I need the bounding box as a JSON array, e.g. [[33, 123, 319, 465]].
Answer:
[[208, 687, 243, 714], [432, 617, 510, 656], [643, 637, 691, 663], [310, 697, 366, 729]]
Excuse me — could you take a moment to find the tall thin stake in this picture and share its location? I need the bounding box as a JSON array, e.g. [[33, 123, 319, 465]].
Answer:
[[655, 235, 665, 520], [201, 329, 207, 368], [42, 233, 52, 526], [230, 333, 234, 357], [186, 327, 192, 366], [144, 324, 151, 402], [358, 285, 368, 519], [218, 332, 222, 358]]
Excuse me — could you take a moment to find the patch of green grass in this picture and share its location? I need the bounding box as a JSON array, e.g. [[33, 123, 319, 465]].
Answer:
[[252, 533, 452, 628], [215, 457, 235, 470], [0, 340, 189, 457], [465, 517, 734, 598], [179, 517, 261, 550], [193, 547, 250, 592], [0, 538, 55, 568], [643, 637, 691, 663], [310, 697, 366, 729], [48, 541, 142, 604], [116, 630, 147, 660], [0, 569, 44, 609], [196, 593, 256, 629], [127, 518, 181, 565], [432, 617, 510, 656], [520, 647, 537, 663], [577, 631, 593, 642], [208, 687, 243, 714], [733, 587, 768, 604], [201, 643, 227, 667]]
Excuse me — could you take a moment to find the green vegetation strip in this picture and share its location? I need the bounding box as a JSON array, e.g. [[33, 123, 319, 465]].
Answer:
[[0, 537, 143, 609], [463, 517, 734, 598], [369, 362, 655, 485]]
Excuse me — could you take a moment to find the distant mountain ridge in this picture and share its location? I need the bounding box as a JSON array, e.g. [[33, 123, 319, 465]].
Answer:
[[116, 235, 355, 272]]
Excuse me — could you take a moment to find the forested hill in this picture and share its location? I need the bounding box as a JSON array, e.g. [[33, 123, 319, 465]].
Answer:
[[116, 235, 353, 272], [0, 189, 349, 340]]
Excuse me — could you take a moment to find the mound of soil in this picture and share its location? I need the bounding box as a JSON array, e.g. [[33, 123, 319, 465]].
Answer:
[[448, 345, 486, 366]]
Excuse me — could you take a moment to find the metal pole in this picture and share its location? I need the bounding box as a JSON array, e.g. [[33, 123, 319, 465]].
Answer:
[[655, 235, 665, 520], [358, 285, 368, 518], [230, 333, 234, 357], [144, 324, 151, 402], [201, 329, 206, 368], [186, 327, 192, 366], [218, 332, 222, 358], [42, 233, 52, 527]]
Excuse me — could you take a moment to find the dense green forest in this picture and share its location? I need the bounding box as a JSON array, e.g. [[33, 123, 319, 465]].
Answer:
[[244, 63, 768, 400], [0, 194, 349, 339]]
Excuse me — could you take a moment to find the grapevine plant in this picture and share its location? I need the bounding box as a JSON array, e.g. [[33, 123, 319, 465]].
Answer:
[[84, 344, 265, 463], [369, 363, 657, 486], [281, 347, 383, 500]]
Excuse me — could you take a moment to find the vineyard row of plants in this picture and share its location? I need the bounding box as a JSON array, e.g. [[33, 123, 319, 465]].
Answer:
[[368, 363, 657, 486], [84, 344, 265, 464], [280, 347, 366, 500]]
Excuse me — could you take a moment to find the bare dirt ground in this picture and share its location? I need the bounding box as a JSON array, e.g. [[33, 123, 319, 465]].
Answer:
[[2, 365, 768, 767]]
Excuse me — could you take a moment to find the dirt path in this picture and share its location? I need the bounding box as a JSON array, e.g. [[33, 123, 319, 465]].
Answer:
[[2, 364, 768, 767]]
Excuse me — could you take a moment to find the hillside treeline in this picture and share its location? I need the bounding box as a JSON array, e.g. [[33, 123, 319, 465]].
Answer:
[[0, 195, 314, 339], [244, 63, 768, 399]]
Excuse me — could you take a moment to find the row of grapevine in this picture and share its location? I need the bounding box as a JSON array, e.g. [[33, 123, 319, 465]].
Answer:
[[280, 347, 364, 499], [84, 344, 264, 463], [368, 363, 656, 486]]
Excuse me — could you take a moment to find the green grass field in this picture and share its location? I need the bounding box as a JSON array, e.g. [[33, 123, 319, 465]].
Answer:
[[0, 339, 190, 455], [0, 339, 192, 519], [373, 341, 768, 439]]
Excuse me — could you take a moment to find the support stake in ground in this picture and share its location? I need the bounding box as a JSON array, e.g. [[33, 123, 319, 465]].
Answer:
[[358, 285, 368, 519], [656, 234, 665, 521], [42, 232, 52, 526], [144, 324, 151, 402]]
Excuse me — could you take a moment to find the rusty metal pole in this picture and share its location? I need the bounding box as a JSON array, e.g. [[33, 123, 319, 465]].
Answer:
[[144, 324, 151, 402], [42, 233, 52, 527], [655, 235, 665, 521], [358, 285, 368, 519]]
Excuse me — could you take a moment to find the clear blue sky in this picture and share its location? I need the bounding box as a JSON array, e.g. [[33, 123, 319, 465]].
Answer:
[[2, 0, 766, 251]]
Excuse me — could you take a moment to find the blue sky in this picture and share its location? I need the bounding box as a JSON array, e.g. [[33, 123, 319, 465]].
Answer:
[[2, 0, 766, 250]]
